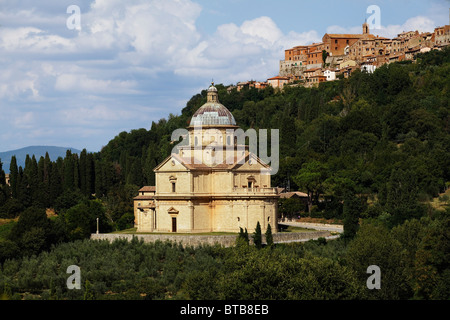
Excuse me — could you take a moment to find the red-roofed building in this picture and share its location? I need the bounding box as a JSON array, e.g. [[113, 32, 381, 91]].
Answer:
[[267, 76, 290, 89]]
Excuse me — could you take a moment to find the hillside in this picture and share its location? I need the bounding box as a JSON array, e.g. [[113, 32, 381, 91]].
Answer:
[[0, 46, 449, 233], [0, 47, 449, 301], [0, 146, 81, 173]]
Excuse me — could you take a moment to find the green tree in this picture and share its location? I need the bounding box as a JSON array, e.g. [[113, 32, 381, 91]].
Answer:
[[293, 160, 328, 212], [265, 224, 273, 247], [9, 156, 18, 198], [322, 49, 328, 66], [63, 150, 75, 190], [345, 221, 411, 299], [385, 168, 425, 226], [8, 206, 53, 256], [79, 149, 87, 195], [252, 221, 262, 249], [0, 240, 20, 264], [63, 199, 111, 240], [413, 212, 450, 299], [342, 193, 364, 241], [0, 158, 5, 186], [236, 227, 249, 247]]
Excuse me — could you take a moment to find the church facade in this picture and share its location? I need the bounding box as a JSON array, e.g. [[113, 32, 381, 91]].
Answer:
[[134, 84, 279, 234]]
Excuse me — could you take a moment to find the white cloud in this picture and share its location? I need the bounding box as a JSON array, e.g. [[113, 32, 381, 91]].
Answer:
[[326, 25, 362, 35], [374, 16, 437, 38], [0, 27, 75, 53], [172, 16, 320, 82], [54, 73, 138, 94], [2, 0, 441, 152]]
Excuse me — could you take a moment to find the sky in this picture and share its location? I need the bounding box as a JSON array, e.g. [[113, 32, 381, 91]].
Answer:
[[0, 0, 449, 153]]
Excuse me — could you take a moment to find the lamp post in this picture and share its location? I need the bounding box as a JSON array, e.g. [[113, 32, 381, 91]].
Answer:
[[96, 218, 99, 234]]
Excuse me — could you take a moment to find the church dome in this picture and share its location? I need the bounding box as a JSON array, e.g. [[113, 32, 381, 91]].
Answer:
[[189, 84, 237, 127]]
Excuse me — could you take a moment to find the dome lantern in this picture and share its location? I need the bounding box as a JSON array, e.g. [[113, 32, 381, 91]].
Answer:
[[189, 83, 237, 127]]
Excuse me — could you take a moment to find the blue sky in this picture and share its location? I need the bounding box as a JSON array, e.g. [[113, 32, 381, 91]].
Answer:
[[0, 0, 448, 153]]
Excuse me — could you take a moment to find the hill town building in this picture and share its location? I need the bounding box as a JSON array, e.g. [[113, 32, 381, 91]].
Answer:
[[275, 20, 450, 88]]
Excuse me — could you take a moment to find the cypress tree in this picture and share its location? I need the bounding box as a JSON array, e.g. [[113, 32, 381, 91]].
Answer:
[[86, 153, 95, 196], [79, 149, 87, 195], [63, 150, 74, 190], [265, 223, 274, 247], [73, 153, 80, 190], [17, 166, 31, 207], [252, 221, 262, 249], [29, 155, 40, 205], [9, 156, 18, 198], [49, 158, 63, 203], [44, 152, 51, 184], [0, 158, 5, 185], [127, 158, 142, 186], [342, 193, 362, 241], [95, 161, 103, 197]]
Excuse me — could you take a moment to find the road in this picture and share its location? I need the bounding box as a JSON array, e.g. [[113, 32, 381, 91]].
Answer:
[[278, 220, 344, 233]]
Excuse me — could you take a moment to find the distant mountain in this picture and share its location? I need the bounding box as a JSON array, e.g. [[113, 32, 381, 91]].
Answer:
[[0, 146, 82, 173]]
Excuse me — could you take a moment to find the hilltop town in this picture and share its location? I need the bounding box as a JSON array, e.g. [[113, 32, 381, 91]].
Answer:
[[232, 21, 450, 90]]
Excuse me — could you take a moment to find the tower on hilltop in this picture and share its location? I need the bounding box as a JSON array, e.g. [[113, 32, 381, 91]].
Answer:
[[363, 20, 370, 34]]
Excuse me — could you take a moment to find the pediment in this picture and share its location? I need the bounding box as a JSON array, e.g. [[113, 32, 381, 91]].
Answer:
[[167, 207, 179, 214], [154, 153, 190, 172]]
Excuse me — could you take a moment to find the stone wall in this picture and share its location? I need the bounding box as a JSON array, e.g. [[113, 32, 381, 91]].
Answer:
[[90, 230, 331, 248]]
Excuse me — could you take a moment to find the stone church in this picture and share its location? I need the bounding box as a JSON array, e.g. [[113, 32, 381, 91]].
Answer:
[[133, 83, 279, 234]]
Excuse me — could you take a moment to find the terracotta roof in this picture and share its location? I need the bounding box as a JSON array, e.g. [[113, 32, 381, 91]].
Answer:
[[168, 151, 271, 172], [139, 186, 155, 192], [324, 33, 362, 39], [304, 68, 321, 72], [279, 191, 309, 198], [267, 76, 290, 80]]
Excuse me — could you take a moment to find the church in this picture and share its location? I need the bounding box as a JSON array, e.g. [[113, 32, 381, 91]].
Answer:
[[133, 83, 279, 234]]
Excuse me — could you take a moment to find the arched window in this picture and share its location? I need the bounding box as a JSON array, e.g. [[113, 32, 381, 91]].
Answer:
[[194, 136, 198, 146]]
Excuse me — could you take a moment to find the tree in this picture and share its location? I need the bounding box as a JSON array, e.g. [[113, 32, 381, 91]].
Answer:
[[345, 221, 411, 299], [413, 213, 450, 299], [342, 193, 364, 241], [63, 150, 75, 190], [278, 197, 307, 220], [385, 168, 425, 226], [265, 224, 273, 247], [0, 240, 20, 264], [252, 221, 262, 249], [9, 156, 18, 198], [293, 160, 329, 212], [63, 199, 111, 240], [0, 158, 5, 185], [8, 206, 53, 256], [79, 149, 87, 195], [236, 227, 249, 247], [322, 49, 328, 66]]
